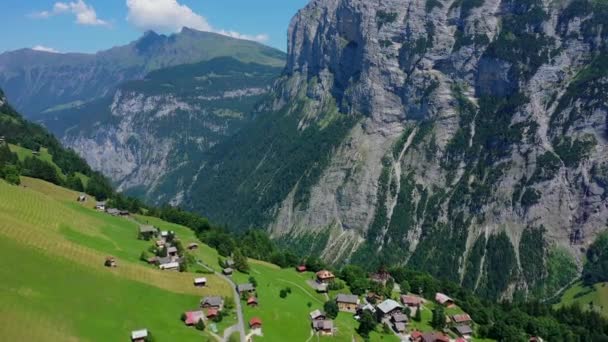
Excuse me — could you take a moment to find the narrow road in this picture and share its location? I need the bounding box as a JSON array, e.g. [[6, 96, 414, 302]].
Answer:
[[197, 261, 247, 342]]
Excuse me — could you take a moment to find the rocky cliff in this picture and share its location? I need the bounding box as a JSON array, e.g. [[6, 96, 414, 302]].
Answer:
[[186, 0, 608, 300]]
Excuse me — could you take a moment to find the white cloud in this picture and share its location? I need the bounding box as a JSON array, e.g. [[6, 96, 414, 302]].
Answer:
[[126, 0, 269, 43], [31, 0, 109, 27], [31, 45, 60, 53]]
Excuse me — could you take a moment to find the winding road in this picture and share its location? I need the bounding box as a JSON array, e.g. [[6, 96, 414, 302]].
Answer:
[[197, 260, 247, 342]]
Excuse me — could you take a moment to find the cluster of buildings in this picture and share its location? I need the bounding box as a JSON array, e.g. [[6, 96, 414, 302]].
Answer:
[[94, 201, 129, 216], [183, 296, 226, 326], [139, 226, 184, 270]]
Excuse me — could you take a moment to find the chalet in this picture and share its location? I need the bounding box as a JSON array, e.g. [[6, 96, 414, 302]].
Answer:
[[236, 283, 255, 294], [167, 246, 178, 257], [104, 256, 117, 268], [200, 296, 224, 309], [366, 292, 384, 303], [206, 308, 219, 319], [184, 310, 204, 326], [336, 294, 359, 313], [193, 277, 207, 287], [222, 267, 233, 275], [450, 313, 472, 325], [296, 265, 307, 272], [312, 320, 334, 335], [95, 201, 106, 211], [410, 331, 450, 342], [454, 325, 473, 338], [309, 309, 326, 321], [247, 296, 258, 307], [106, 208, 120, 216], [159, 261, 179, 270], [357, 303, 376, 315], [435, 293, 455, 307], [139, 225, 158, 240], [187, 243, 198, 250], [394, 321, 407, 333], [392, 313, 408, 324], [316, 270, 335, 283], [131, 329, 148, 342], [401, 294, 423, 307], [249, 317, 262, 329], [376, 299, 403, 319]]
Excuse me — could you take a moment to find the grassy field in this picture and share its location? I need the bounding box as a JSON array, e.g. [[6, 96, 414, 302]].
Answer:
[[558, 281, 608, 317], [0, 177, 234, 341]]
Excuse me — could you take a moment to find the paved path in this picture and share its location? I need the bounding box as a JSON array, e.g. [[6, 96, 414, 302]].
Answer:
[[197, 261, 247, 342]]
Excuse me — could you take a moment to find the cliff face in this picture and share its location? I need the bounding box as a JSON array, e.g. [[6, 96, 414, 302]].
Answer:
[[187, 0, 608, 300]]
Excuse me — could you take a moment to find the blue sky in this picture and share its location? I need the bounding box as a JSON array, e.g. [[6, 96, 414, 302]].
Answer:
[[0, 0, 308, 53]]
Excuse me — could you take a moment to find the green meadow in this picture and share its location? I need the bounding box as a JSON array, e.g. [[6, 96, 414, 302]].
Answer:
[[558, 281, 608, 317]]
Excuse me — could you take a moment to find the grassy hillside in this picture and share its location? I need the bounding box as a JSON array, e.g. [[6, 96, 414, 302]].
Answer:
[[0, 177, 233, 341], [558, 282, 608, 317]]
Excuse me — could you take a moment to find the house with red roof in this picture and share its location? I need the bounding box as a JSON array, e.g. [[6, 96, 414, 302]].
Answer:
[[296, 265, 307, 272], [247, 296, 258, 307], [316, 270, 335, 283], [249, 317, 262, 329], [184, 310, 204, 326]]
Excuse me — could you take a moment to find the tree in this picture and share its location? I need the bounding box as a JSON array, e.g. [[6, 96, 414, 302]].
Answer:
[[400, 280, 411, 294], [1, 165, 20, 185], [431, 306, 446, 330], [324, 300, 339, 319], [414, 306, 422, 322], [66, 173, 84, 192], [249, 276, 258, 288], [140, 251, 150, 262], [357, 310, 377, 338], [179, 261, 188, 272], [195, 319, 206, 331], [307, 302, 312, 308], [233, 249, 249, 273], [180, 313, 187, 322], [224, 296, 235, 311], [212, 311, 224, 323], [157, 246, 167, 257], [350, 278, 370, 296], [279, 289, 288, 298]]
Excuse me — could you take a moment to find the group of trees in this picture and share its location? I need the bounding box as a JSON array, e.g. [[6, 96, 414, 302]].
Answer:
[[583, 232, 608, 285]]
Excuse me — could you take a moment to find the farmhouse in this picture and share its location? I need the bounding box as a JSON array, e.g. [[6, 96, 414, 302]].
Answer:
[[309, 309, 326, 321], [104, 256, 117, 267], [392, 313, 408, 324], [316, 270, 335, 283], [454, 325, 473, 338], [401, 294, 423, 307], [206, 307, 219, 319], [95, 201, 106, 211], [159, 261, 179, 270], [167, 246, 178, 257], [451, 313, 472, 325], [336, 294, 359, 312], [222, 267, 233, 275], [394, 321, 407, 333], [193, 277, 207, 287], [296, 265, 307, 272], [184, 310, 204, 326], [130, 329, 148, 342], [357, 303, 377, 315], [376, 299, 402, 319], [200, 296, 224, 309], [237, 283, 255, 294], [247, 296, 258, 307], [106, 208, 120, 216], [410, 331, 450, 342], [312, 320, 334, 335], [249, 317, 263, 329], [138, 225, 158, 240], [435, 293, 455, 307]]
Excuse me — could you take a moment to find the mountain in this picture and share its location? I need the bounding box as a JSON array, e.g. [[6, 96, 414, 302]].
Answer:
[[179, 0, 608, 301], [42, 57, 283, 200], [0, 28, 285, 118]]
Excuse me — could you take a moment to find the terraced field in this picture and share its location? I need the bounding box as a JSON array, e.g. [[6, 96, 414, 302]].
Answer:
[[0, 177, 233, 341]]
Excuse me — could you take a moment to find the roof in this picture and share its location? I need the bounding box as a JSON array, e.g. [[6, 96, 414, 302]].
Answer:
[[401, 294, 423, 306], [247, 296, 258, 305], [451, 313, 472, 323], [309, 309, 325, 320], [188, 243, 198, 247], [160, 230, 169, 237], [201, 296, 223, 307], [107, 208, 120, 215], [455, 325, 473, 335], [316, 270, 335, 279], [139, 225, 157, 233], [336, 294, 359, 304], [237, 283, 255, 292], [157, 256, 172, 265], [223, 267, 233, 273], [392, 313, 408, 323], [194, 277, 207, 284], [131, 329, 148, 339], [159, 261, 179, 269], [422, 332, 449, 342], [185, 311, 204, 325], [96, 201, 106, 206], [435, 292, 453, 304], [376, 299, 402, 314], [297, 265, 307, 271], [167, 246, 178, 253], [359, 303, 376, 313], [394, 322, 407, 332], [313, 320, 333, 331], [249, 317, 262, 326], [411, 331, 423, 339], [206, 308, 219, 317]]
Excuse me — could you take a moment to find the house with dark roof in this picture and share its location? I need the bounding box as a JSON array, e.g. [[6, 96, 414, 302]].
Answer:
[[200, 296, 224, 309], [401, 294, 424, 307], [138, 225, 158, 240], [454, 324, 473, 338], [312, 320, 334, 336], [451, 313, 472, 325], [236, 283, 255, 294], [376, 299, 403, 319], [167, 246, 178, 257], [336, 294, 359, 313], [309, 309, 325, 321], [435, 293, 455, 307]]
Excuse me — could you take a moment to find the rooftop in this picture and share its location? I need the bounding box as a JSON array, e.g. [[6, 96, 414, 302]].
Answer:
[[376, 299, 402, 314], [131, 329, 148, 339], [336, 293, 359, 304]]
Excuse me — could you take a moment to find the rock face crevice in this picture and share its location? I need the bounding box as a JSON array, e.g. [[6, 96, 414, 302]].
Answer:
[[187, 0, 608, 300]]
